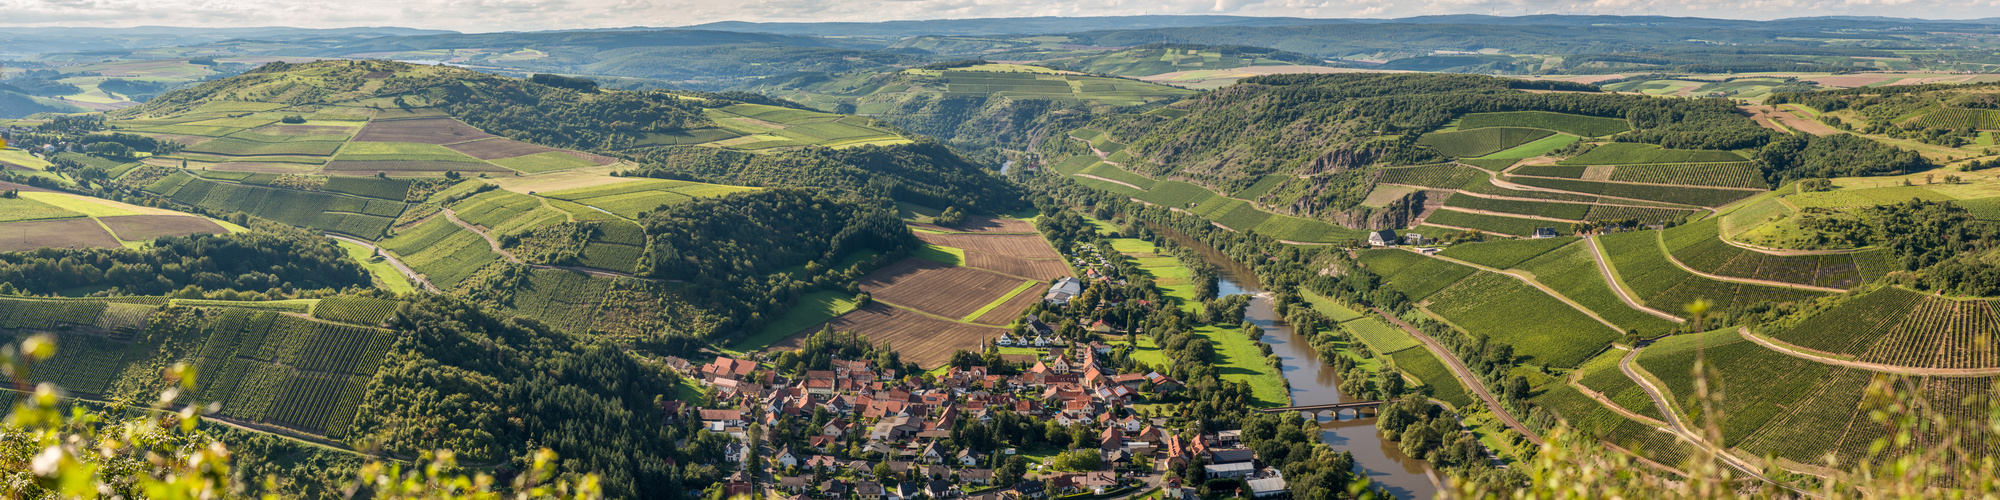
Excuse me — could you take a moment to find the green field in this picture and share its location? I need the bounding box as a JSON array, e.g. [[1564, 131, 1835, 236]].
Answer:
[[1456, 111, 1632, 137], [1356, 249, 1479, 302], [733, 290, 861, 353], [1558, 143, 1747, 165], [1478, 134, 1579, 160], [1388, 347, 1473, 407], [1786, 185, 1954, 209], [539, 178, 758, 219], [1424, 271, 1622, 368], [334, 240, 417, 293]]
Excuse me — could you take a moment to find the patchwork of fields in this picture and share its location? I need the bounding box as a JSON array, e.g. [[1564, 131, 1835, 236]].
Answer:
[[0, 188, 235, 251]]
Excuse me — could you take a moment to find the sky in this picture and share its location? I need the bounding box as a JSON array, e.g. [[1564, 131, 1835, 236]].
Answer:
[[0, 0, 1994, 32]]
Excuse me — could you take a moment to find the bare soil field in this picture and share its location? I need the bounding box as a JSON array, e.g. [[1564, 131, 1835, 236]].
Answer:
[[0, 218, 121, 251], [99, 215, 227, 240], [859, 258, 1024, 319], [774, 303, 1004, 367], [917, 232, 1062, 259], [966, 252, 1069, 281], [912, 216, 1036, 234], [352, 118, 496, 144], [974, 283, 1050, 325], [323, 160, 509, 175], [490, 169, 630, 194], [560, 150, 617, 165], [443, 137, 562, 160], [0, 180, 56, 193]]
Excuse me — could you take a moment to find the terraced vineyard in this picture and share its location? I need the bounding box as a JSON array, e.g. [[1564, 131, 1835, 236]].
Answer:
[[1503, 176, 1756, 207], [379, 216, 502, 289], [1376, 164, 1488, 189], [1557, 143, 1747, 165], [143, 172, 406, 238], [1423, 271, 1622, 368], [540, 178, 759, 219], [1455, 111, 1631, 137], [1425, 209, 1563, 237], [1437, 236, 1577, 269], [1357, 250, 1478, 302], [1442, 195, 1591, 220], [1417, 127, 1556, 158], [1516, 241, 1679, 335], [1661, 219, 1890, 290], [1605, 163, 1766, 189], [1765, 286, 1925, 355], [1599, 230, 1828, 312], [1636, 328, 1830, 447]]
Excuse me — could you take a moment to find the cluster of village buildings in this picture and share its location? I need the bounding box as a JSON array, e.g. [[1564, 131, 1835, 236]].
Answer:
[[663, 343, 1292, 500]]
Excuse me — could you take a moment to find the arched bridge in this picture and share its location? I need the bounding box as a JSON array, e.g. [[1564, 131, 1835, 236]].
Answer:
[[1257, 400, 1390, 417]]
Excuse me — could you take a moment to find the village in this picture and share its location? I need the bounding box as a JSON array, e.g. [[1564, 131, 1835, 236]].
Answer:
[[664, 332, 1292, 500]]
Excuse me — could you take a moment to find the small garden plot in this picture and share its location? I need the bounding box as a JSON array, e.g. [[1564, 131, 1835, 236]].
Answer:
[[1388, 347, 1472, 407], [1426, 271, 1621, 368], [441, 137, 562, 160], [1558, 143, 1746, 165], [1443, 195, 1591, 220], [770, 302, 1007, 368], [491, 151, 600, 173], [1606, 163, 1766, 189], [1417, 127, 1556, 158], [98, 215, 226, 240], [857, 258, 1026, 319], [0, 218, 121, 251], [1438, 237, 1578, 269], [1425, 209, 1562, 237], [1457, 111, 1631, 137], [352, 117, 496, 144]]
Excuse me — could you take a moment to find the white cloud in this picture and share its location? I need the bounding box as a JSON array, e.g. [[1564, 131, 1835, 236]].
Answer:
[[0, 0, 1992, 32]]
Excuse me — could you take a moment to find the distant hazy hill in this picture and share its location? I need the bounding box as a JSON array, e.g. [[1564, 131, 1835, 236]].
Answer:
[[679, 15, 1350, 37]]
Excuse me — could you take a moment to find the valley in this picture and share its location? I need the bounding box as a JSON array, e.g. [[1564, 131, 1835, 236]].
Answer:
[[1, 12, 1999, 500]]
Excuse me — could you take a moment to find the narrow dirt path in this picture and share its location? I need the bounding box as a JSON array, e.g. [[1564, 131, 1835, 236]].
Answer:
[[1568, 363, 1670, 428], [326, 233, 440, 293], [1654, 232, 1846, 292], [1371, 307, 1546, 447], [1416, 249, 1628, 333], [1074, 174, 1146, 191], [442, 209, 521, 263], [1738, 327, 2000, 376], [1586, 236, 1685, 323], [1619, 341, 1801, 492]]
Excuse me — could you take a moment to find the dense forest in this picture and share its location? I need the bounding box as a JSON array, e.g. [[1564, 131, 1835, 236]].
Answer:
[[621, 143, 1025, 214], [0, 227, 370, 297]]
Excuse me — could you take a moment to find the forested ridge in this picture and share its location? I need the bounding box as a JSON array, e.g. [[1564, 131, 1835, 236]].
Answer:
[[0, 228, 370, 297], [621, 143, 1026, 213]]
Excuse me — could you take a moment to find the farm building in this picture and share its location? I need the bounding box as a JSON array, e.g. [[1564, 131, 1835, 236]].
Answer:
[[1531, 228, 1560, 239], [1367, 229, 1398, 246], [1247, 478, 1289, 498], [1046, 277, 1084, 304]]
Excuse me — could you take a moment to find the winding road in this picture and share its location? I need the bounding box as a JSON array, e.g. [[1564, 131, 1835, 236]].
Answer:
[[1619, 340, 1807, 494], [1370, 307, 1547, 447], [440, 209, 662, 281], [326, 233, 440, 293], [1653, 232, 1845, 293], [1738, 327, 2000, 376], [1586, 236, 1686, 323]]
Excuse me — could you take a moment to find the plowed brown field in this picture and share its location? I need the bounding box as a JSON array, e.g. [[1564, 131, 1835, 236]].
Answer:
[[353, 118, 496, 144], [966, 252, 1069, 281], [860, 258, 1025, 319], [0, 218, 121, 251], [911, 217, 1036, 234], [775, 303, 1004, 367]]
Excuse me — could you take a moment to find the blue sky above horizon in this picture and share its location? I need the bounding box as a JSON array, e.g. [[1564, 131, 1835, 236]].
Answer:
[[0, 0, 1992, 32]]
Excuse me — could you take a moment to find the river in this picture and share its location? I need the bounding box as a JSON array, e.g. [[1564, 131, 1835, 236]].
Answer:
[[1150, 223, 1440, 499]]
